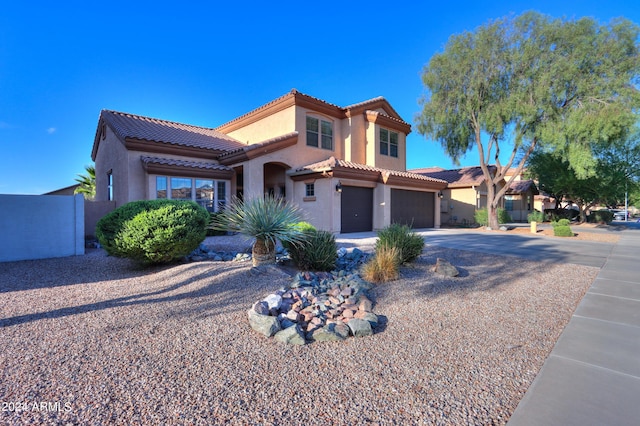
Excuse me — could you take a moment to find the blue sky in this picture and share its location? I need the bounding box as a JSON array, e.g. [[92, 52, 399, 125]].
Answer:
[[1, 0, 638, 194]]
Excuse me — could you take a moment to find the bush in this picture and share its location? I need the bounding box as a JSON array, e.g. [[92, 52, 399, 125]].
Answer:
[[375, 223, 424, 264], [588, 210, 614, 224], [361, 245, 400, 283], [544, 208, 579, 222], [474, 207, 512, 227], [527, 210, 545, 223], [96, 199, 209, 264], [287, 229, 337, 271], [551, 219, 573, 237], [553, 225, 574, 237]]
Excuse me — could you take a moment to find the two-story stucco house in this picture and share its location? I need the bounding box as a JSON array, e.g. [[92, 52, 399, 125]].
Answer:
[[91, 89, 447, 233]]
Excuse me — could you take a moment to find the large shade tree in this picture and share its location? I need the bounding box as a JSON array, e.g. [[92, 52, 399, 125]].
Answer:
[[416, 11, 640, 229]]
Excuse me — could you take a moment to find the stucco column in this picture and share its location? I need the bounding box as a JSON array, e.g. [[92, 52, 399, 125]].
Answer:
[[242, 161, 264, 200]]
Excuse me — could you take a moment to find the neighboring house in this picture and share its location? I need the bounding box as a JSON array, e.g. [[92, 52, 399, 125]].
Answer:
[[411, 165, 538, 224], [43, 184, 80, 196], [505, 167, 549, 214], [91, 89, 447, 233]]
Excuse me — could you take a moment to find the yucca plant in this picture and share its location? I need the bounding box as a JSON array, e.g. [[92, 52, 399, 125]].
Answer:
[[209, 196, 307, 266]]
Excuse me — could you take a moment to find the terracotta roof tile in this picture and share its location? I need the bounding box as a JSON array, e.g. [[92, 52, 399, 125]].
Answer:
[[101, 110, 245, 152], [140, 156, 234, 171], [293, 156, 448, 184], [507, 179, 538, 194], [411, 165, 497, 187]]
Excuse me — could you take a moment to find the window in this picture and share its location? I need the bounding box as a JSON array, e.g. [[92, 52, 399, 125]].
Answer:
[[107, 171, 113, 201], [154, 176, 229, 212], [380, 128, 399, 158], [306, 116, 333, 150], [156, 177, 167, 199], [504, 195, 515, 211], [171, 177, 192, 200], [305, 183, 315, 197], [217, 181, 227, 210], [195, 179, 214, 211]]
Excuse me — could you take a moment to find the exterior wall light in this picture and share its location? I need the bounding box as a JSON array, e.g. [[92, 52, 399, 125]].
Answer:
[[437, 191, 444, 199], [335, 182, 343, 193]]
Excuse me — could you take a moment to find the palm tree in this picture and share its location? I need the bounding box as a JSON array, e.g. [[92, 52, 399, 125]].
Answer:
[[74, 165, 96, 200], [210, 196, 307, 266]]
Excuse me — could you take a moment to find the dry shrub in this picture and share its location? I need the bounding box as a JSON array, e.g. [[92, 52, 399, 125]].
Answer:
[[361, 245, 400, 283]]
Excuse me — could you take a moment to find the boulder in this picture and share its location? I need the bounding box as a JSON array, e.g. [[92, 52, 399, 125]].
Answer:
[[347, 318, 373, 338], [434, 258, 459, 277], [311, 324, 346, 342], [247, 309, 281, 337], [274, 326, 306, 345]]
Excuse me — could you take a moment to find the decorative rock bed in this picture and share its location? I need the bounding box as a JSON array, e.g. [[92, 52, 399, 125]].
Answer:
[[248, 270, 378, 345]]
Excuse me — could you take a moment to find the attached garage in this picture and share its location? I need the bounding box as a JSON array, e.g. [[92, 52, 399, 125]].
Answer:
[[341, 186, 373, 233], [391, 189, 434, 228]]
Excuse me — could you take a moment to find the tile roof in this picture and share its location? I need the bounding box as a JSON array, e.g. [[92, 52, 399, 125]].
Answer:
[[215, 89, 409, 132], [292, 156, 448, 184], [140, 156, 234, 172], [411, 165, 497, 187], [507, 179, 538, 194], [100, 110, 245, 152]]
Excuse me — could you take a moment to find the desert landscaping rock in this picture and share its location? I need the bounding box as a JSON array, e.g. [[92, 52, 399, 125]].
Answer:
[[247, 308, 281, 337], [0, 244, 597, 425], [434, 257, 460, 277], [248, 269, 379, 344]]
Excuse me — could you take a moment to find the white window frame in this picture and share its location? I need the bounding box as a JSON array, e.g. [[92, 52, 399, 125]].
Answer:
[[380, 128, 399, 158]]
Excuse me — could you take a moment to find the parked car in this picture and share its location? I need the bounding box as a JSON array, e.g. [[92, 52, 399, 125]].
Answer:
[[612, 209, 630, 221]]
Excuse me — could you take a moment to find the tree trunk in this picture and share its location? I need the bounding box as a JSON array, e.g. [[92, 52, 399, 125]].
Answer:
[[252, 238, 276, 267], [488, 204, 500, 230]]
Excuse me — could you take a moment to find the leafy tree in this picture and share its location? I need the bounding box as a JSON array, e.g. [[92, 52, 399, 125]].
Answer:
[[527, 133, 640, 221], [74, 165, 96, 200], [417, 12, 640, 229]]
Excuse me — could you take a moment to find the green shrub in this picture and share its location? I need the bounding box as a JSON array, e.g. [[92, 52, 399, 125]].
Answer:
[[553, 225, 574, 237], [96, 199, 209, 264], [588, 210, 614, 224], [550, 219, 573, 237], [361, 245, 400, 283], [527, 210, 545, 223], [375, 223, 424, 264], [287, 229, 337, 271], [551, 218, 571, 227], [474, 207, 512, 227], [545, 208, 579, 222]]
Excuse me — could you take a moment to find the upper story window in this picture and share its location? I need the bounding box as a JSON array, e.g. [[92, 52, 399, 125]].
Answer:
[[306, 116, 333, 150], [380, 128, 399, 158]]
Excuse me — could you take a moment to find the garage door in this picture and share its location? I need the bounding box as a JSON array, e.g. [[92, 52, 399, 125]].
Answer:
[[391, 189, 434, 228], [341, 186, 373, 233]]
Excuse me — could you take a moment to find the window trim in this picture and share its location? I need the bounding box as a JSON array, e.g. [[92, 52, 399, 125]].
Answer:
[[380, 127, 399, 158], [154, 175, 229, 212], [306, 115, 333, 151]]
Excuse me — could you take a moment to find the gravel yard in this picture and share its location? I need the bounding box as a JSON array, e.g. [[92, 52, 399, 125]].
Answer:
[[0, 244, 597, 425]]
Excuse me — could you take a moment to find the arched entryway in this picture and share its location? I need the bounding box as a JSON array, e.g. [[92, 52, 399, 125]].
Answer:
[[263, 162, 289, 198]]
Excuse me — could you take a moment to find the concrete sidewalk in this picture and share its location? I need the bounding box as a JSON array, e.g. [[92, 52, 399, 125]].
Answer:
[[507, 229, 640, 425]]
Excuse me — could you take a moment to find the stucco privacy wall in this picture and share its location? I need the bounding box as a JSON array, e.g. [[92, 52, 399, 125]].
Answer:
[[0, 194, 84, 262]]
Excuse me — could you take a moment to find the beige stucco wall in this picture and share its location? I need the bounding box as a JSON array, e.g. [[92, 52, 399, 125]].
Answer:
[[291, 177, 340, 232], [344, 114, 366, 164], [224, 105, 296, 144], [440, 187, 479, 225], [94, 126, 129, 206]]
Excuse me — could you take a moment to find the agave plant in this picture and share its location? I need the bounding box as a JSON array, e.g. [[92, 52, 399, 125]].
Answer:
[[210, 196, 307, 266]]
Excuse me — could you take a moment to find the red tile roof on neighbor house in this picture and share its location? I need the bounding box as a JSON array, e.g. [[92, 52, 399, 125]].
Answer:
[[92, 110, 245, 160], [507, 179, 539, 194], [411, 165, 498, 188], [140, 156, 233, 172], [292, 156, 448, 185]]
